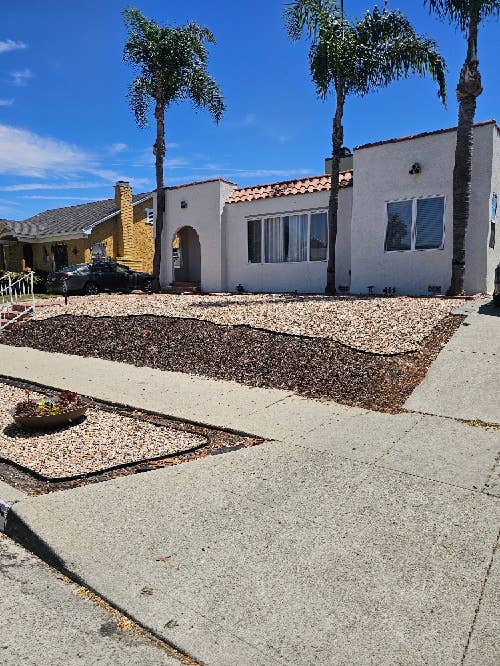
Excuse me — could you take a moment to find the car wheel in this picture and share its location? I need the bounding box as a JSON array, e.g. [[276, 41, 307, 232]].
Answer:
[[84, 282, 99, 296], [494, 294, 500, 307]]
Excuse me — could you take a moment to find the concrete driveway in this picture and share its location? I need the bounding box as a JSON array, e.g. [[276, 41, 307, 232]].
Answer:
[[406, 300, 500, 425], [1, 320, 500, 665]]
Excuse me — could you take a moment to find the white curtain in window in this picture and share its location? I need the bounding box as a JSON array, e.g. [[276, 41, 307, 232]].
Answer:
[[265, 218, 284, 262], [287, 215, 307, 262]]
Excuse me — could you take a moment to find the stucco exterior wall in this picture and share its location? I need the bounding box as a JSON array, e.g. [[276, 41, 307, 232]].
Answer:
[[161, 180, 236, 292], [223, 188, 352, 293], [487, 126, 500, 292], [350, 123, 494, 296]]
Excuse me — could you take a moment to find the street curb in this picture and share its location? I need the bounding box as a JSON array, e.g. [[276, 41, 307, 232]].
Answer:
[[0, 497, 11, 532]]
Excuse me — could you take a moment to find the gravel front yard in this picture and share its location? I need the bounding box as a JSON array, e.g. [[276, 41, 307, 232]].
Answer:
[[30, 293, 465, 354], [1, 313, 464, 412], [0, 382, 206, 479]]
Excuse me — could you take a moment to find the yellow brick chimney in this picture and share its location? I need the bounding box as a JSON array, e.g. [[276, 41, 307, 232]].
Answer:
[[114, 181, 142, 270]]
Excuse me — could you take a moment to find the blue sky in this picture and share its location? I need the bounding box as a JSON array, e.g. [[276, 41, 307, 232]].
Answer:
[[1, 0, 499, 220]]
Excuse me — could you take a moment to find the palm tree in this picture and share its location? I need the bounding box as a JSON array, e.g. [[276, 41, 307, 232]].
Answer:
[[123, 8, 225, 290], [285, 1, 447, 294], [424, 1, 500, 295]]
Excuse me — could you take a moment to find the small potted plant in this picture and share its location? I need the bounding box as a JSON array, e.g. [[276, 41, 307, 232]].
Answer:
[[12, 390, 89, 429]]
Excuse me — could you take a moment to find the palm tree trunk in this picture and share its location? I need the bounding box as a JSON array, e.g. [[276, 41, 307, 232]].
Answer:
[[325, 84, 345, 295], [448, 13, 482, 296], [152, 98, 166, 292]]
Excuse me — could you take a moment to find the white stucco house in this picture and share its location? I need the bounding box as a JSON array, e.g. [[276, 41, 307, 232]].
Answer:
[[159, 119, 500, 296]]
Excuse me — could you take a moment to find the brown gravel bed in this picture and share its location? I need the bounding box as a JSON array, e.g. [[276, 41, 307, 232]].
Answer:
[[0, 379, 263, 494], [0, 381, 207, 479], [30, 293, 466, 354], [1, 313, 464, 413]]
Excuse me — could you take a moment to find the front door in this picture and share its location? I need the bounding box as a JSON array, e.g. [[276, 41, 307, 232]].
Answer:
[[54, 244, 68, 271], [23, 244, 34, 270]]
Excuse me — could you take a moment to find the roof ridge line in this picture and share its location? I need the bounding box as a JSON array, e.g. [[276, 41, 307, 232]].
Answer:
[[233, 170, 353, 193]]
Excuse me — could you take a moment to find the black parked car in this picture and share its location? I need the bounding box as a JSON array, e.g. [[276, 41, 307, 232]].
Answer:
[[46, 262, 153, 295], [494, 263, 500, 306]]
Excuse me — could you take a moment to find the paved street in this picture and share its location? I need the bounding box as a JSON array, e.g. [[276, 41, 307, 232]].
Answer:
[[0, 301, 499, 664], [0, 533, 183, 665]]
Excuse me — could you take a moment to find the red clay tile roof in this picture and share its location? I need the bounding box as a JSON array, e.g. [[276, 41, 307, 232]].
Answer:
[[355, 119, 497, 151], [227, 171, 353, 204]]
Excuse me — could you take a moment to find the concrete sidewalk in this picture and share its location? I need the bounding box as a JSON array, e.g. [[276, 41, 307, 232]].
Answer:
[[1, 342, 500, 664], [6, 439, 500, 666], [0, 344, 364, 437], [406, 301, 500, 424]]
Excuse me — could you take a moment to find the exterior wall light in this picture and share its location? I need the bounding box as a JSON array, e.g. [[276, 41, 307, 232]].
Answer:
[[409, 162, 421, 175], [180, 200, 188, 209]]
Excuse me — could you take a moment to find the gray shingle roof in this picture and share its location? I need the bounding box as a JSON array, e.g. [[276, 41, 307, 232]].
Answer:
[[3, 192, 152, 240], [0, 219, 34, 237]]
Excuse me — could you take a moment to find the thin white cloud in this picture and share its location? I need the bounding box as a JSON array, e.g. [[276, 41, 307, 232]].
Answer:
[[165, 167, 313, 185], [224, 168, 312, 178], [165, 157, 190, 168], [107, 142, 127, 154], [0, 98, 13, 107], [241, 113, 257, 127], [10, 68, 33, 86], [0, 181, 109, 192], [22, 195, 97, 201], [0, 124, 87, 177], [0, 39, 27, 54], [0, 124, 150, 191]]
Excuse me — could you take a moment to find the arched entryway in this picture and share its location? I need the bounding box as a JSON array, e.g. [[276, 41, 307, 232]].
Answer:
[[172, 226, 201, 284]]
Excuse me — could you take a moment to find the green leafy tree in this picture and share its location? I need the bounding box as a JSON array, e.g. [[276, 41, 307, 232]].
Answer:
[[424, 1, 500, 295], [285, 1, 446, 294], [123, 8, 225, 289]]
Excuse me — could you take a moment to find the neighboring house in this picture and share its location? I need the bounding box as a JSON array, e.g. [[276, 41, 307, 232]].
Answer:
[[0, 182, 154, 274], [160, 120, 500, 296]]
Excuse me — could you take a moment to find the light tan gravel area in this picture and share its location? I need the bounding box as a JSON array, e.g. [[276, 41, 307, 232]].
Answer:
[[0, 382, 205, 479], [32, 292, 466, 353]]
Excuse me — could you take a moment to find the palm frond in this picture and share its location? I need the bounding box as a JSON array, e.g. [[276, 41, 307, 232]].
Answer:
[[424, 0, 500, 30], [122, 8, 225, 124], [353, 8, 447, 103], [284, 0, 340, 40], [285, 3, 446, 105], [128, 76, 152, 127]]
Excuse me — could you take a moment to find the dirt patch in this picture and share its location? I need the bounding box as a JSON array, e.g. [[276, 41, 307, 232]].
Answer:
[[1, 313, 464, 413]]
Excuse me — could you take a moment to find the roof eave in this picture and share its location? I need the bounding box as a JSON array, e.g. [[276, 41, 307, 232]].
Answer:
[[17, 232, 88, 242]]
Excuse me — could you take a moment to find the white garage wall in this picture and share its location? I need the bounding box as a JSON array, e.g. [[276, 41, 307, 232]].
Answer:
[[223, 188, 352, 293], [350, 122, 494, 296]]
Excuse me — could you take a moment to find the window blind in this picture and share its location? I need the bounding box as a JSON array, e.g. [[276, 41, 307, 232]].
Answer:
[[415, 197, 444, 249]]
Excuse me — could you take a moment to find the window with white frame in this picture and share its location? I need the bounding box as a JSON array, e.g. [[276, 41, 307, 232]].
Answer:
[[247, 211, 327, 264], [384, 196, 445, 252], [145, 208, 154, 225]]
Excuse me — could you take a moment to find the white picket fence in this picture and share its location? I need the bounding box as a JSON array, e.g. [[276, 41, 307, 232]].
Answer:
[[0, 272, 36, 331]]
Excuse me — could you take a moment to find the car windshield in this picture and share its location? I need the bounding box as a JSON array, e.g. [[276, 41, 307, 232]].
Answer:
[[58, 264, 88, 273]]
